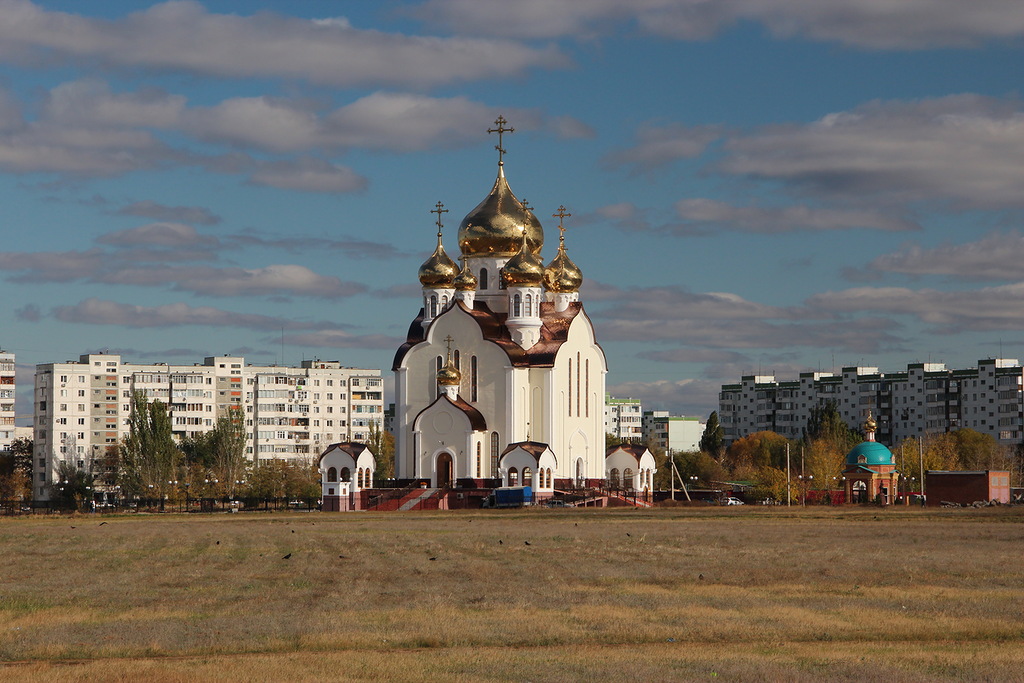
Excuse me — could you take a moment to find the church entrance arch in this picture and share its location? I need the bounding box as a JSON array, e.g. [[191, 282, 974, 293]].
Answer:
[[436, 452, 454, 488], [852, 480, 867, 504], [575, 458, 585, 487]]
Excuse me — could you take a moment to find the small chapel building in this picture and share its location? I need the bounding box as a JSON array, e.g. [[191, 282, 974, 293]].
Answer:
[[391, 116, 614, 492], [843, 413, 899, 505]]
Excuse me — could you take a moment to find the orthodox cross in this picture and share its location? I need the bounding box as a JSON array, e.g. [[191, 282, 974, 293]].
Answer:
[[488, 115, 514, 165], [431, 201, 448, 237], [553, 205, 572, 242], [443, 335, 455, 362]]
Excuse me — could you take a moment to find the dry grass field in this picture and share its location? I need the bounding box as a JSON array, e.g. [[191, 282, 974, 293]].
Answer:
[[0, 506, 1022, 682]]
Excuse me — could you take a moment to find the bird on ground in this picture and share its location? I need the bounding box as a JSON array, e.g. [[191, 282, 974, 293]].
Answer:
[[524, 541, 531, 546], [282, 553, 292, 559], [291, 529, 295, 533], [338, 555, 346, 559], [429, 557, 437, 561], [699, 574, 704, 581], [70, 526, 76, 529], [626, 533, 631, 537], [99, 522, 108, 526], [216, 541, 220, 545], [498, 540, 503, 545]]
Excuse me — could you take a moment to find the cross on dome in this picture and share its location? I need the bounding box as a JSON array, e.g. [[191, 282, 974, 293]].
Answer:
[[430, 201, 449, 237], [487, 115, 514, 166], [553, 205, 572, 242]]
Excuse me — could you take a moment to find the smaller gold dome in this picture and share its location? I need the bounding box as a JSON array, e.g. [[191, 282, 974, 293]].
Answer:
[[418, 233, 458, 288], [436, 361, 461, 386], [501, 233, 544, 287], [543, 242, 582, 293], [453, 258, 478, 292], [863, 411, 877, 434]]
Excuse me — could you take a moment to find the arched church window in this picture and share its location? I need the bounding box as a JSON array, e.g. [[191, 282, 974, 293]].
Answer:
[[476, 442, 482, 478], [585, 359, 589, 417], [327, 467, 337, 483], [525, 293, 532, 316], [441, 295, 449, 310], [523, 467, 533, 488], [430, 295, 438, 318], [513, 294, 522, 317], [609, 468, 620, 488], [340, 467, 351, 482], [471, 356, 478, 402], [547, 468, 553, 488], [509, 467, 518, 486], [568, 358, 572, 417], [624, 468, 633, 490], [480, 268, 488, 290], [454, 350, 460, 372], [576, 352, 581, 417], [490, 432, 499, 474], [357, 468, 363, 487]]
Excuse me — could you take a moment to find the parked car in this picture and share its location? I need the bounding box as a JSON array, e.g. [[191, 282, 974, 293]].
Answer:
[[722, 497, 745, 506]]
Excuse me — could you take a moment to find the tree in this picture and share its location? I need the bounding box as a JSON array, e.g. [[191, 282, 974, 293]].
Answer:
[[119, 390, 180, 499], [699, 411, 724, 459], [367, 421, 394, 480], [805, 402, 860, 451], [50, 460, 94, 510], [0, 437, 33, 502]]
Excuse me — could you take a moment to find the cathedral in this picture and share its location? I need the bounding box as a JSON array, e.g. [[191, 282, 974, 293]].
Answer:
[[391, 117, 614, 495]]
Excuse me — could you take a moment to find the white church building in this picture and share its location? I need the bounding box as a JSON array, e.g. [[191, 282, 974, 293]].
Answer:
[[391, 117, 616, 493]]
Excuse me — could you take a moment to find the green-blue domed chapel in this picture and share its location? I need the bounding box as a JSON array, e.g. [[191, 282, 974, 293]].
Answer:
[[843, 412, 900, 504]]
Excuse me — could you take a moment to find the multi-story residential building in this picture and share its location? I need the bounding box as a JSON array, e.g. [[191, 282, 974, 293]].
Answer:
[[33, 354, 382, 500], [641, 411, 705, 453], [0, 350, 15, 452], [719, 358, 1024, 448], [605, 395, 644, 442]]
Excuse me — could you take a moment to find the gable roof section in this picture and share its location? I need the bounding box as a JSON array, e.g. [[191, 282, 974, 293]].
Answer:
[[413, 393, 488, 432], [607, 443, 650, 464], [501, 440, 551, 459], [318, 441, 370, 466]]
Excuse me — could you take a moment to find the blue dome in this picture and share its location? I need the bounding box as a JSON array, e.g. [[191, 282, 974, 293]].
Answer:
[[846, 441, 894, 466]]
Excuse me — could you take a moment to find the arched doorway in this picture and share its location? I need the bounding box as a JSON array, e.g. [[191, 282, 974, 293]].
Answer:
[[436, 452, 454, 488], [852, 480, 867, 504]]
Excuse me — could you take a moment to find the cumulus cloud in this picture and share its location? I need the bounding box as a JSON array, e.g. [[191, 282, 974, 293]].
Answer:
[[863, 232, 1024, 281], [416, 0, 1024, 49], [670, 199, 921, 235], [115, 200, 221, 225], [588, 282, 793, 321], [0, 0, 565, 87], [224, 232, 411, 260], [607, 377, 721, 418], [719, 95, 1024, 209]]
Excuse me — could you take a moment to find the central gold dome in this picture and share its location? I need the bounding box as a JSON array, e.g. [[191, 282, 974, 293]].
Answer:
[[458, 166, 543, 258]]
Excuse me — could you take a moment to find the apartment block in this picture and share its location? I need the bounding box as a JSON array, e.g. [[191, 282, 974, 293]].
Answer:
[[605, 394, 643, 441], [0, 350, 15, 452], [33, 354, 383, 500], [719, 358, 1024, 448], [641, 411, 705, 453]]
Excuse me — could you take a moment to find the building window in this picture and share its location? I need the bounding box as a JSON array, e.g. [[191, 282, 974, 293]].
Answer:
[[476, 443, 481, 478], [471, 356, 478, 402], [568, 358, 572, 417], [525, 293, 532, 316], [513, 294, 521, 317], [576, 352, 581, 417], [479, 268, 488, 290], [490, 432, 499, 475], [585, 359, 589, 417]]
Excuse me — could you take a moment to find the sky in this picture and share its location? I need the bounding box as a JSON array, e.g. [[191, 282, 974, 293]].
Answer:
[[1, 0, 1023, 424]]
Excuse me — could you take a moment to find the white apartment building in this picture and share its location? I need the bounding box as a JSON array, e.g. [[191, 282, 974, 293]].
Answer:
[[33, 354, 383, 500], [0, 350, 15, 452], [642, 411, 704, 453], [605, 394, 644, 442], [719, 358, 1024, 448]]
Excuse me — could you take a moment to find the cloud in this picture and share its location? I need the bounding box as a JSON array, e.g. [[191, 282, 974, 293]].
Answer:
[[0, 247, 365, 299], [0, 0, 566, 87], [224, 232, 411, 260], [807, 283, 1024, 333], [97, 222, 218, 248], [638, 348, 749, 364], [670, 199, 921, 235], [280, 330, 405, 350], [14, 304, 41, 321], [245, 157, 367, 193], [862, 232, 1024, 281], [604, 123, 722, 171], [116, 200, 221, 225], [49, 297, 335, 330], [719, 95, 1024, 210], [607, 377, 720, 418], [588, 282, 792, 321], [416, 0, 1024, 49]]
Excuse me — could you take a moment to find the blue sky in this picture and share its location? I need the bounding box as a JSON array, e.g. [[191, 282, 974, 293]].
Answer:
[[1, 0, 1023, 423]]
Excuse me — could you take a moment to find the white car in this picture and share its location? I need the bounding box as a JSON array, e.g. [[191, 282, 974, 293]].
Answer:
[[722, 497, 745, 506]]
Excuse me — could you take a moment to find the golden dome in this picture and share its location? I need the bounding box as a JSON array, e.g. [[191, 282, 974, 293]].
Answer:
[[458, 165, 543, 258], [863, 411, 877, 435], [543, 241, 582, 293], [418, 232, 458, 288], [436, 360, 462, 387], [501, 232, 544, 287], [453, 258, 478, 291]]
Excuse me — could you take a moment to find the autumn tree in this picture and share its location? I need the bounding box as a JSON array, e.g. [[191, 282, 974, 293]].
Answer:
[[0, 436, 32, 501], [180, 407, 247, 494]]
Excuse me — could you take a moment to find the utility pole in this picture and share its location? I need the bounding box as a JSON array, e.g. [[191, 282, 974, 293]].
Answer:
[[786, 443, 791, 507]]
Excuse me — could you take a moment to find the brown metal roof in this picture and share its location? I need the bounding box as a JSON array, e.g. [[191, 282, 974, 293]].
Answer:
[[318, 441, 370, 466], [413, 394, 488, 432], [500, 440, 551, 460]]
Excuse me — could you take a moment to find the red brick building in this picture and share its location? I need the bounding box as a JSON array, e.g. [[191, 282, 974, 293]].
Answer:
[[925, 470, 1010, 506]]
